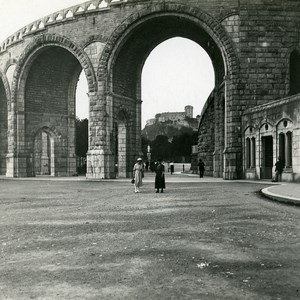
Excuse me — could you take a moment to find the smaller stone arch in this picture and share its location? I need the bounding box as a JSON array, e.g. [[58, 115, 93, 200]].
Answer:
[[259, 120, 274, 132], [275, 117, 293, 128], [4, 59, 18, 74], [82, 34, 108, 48], [218, 8, 240, 23], [276, 118, 294, 169], [30, 126, 61, 177], [244, 125, 257, 172], [244, 125, 257, 135], [115, 107, 132, 178], [116, 106, 132, 125], [259, 121, 275, 180]]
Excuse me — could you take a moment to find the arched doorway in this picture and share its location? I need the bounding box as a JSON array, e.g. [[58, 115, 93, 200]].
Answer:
[[115, 110, 130, 178], [33, 127, 55, 176]]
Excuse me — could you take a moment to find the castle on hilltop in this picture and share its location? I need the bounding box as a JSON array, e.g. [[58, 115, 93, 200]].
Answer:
[[146, 105, 199, 129]]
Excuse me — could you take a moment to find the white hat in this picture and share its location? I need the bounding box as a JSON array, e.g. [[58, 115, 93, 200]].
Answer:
[[137, 158, 142, 161]]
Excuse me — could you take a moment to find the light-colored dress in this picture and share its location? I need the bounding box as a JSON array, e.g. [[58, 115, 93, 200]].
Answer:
[[133, 163, 143, 188]]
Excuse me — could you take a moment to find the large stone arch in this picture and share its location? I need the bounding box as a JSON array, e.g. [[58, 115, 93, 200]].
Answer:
[[11, 34, 97, 100], [97, 4, 239, 80], [6, 34, 97, 177], [87, 2, 240, 179]]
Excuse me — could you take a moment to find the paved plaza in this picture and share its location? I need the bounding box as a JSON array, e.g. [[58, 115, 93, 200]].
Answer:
[[0, 174, 299, 300]]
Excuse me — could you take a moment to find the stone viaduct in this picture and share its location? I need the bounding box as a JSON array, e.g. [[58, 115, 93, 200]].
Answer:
[[0, 0, 299, 181]]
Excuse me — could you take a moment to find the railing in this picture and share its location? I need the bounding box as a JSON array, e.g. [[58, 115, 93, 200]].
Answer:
[[0, 0, 128, 53]]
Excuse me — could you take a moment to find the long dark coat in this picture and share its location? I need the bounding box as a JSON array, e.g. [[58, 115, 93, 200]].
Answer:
[[155, 163, 166, 189]]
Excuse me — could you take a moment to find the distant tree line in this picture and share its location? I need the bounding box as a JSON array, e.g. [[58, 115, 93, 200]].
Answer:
[[142, 129, 197, 163], [75, 118, 197, 172]]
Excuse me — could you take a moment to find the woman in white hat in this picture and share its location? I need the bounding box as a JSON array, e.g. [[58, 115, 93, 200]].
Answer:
[[133, 158, 144, 193]]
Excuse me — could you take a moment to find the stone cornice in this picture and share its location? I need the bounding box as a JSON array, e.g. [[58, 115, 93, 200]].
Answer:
[[243, 94, 300, 115]]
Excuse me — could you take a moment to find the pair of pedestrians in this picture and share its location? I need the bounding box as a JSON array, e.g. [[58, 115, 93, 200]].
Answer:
[[132, 158, 165, 193]]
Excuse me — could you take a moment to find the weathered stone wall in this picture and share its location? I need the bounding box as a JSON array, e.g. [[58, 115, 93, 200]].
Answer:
[[242, 95, 300, 182], [0, 0, 299, 180], [238, 0, 300, 108], [198, 92, 215, 177], [197, 0, 300, 180]]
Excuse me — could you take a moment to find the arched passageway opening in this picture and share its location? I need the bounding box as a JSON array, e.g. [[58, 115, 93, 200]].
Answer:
[[141, 37, 215, 170], [19, 46, 88, 176], [103, 13, 226, 178], [142, 37, 215, 126], [33, 128, 55, 176]]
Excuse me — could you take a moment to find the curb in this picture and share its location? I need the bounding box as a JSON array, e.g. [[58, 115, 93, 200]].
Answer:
[[261, 186, 300, 206]]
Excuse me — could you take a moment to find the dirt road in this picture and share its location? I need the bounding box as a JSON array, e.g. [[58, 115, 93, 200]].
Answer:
[[0, 176, 299, 299]]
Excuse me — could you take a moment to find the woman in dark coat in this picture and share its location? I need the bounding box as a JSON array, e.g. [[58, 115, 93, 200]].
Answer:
[[155, 159, 165, 193]]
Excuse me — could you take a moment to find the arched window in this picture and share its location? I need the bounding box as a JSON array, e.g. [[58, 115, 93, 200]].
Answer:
[[286, 131, 293, 167], [245, 131, 256, 169], [279, 133, 285, 166], [251, 137, 256, 168], [246, 138, 251, 168], [290, 50, 300, 95]]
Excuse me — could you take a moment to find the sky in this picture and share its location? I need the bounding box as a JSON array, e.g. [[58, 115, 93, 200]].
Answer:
[[0, 0, 215, 128]]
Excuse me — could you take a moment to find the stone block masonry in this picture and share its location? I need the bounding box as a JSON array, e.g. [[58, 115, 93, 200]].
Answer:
[[0, 0, 299, 181]]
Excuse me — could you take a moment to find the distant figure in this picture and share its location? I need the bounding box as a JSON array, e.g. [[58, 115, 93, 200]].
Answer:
[[170, 161, 174, 175], [145, 161, 149, 171], [133, 158, 144, 193], [155, 159, 166, 193], [198, 159, 205, 178], [273, 156, 284, 182]]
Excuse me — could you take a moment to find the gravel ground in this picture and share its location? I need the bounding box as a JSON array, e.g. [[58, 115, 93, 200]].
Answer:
[[0, 176, 299, 300]]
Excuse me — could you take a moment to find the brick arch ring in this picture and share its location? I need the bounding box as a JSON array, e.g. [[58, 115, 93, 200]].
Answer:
[[30, 126, 61, 146], [11, 34, 97, 105], [97, 2, 239, 82]]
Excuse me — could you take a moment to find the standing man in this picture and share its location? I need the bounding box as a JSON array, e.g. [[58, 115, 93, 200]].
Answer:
[[198, 158, 205, 178], [170, 161, 174, 175], [273, 156, 284, 182], [155, 159, 166, 193]]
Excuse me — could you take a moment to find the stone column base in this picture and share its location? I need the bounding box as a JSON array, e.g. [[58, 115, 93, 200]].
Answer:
[[86, 150, 115, 179], [223, 148, 242, 180], [0, 152, 7, 175], [5, 153, 33, 177], [5, 153, 15, 177], [213, 150, 223, 178]]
